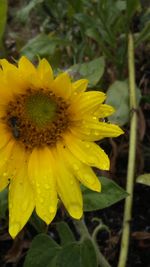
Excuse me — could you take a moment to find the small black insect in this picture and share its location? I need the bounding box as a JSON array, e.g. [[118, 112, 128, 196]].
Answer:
[[9, 116, 20, 139]]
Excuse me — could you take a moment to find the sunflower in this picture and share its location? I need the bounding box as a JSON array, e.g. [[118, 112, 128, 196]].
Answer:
[[0, 56, 123, 238]]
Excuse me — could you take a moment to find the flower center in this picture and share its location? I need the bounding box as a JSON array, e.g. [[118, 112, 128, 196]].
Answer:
[[4, 89, 70, 150], [25, 93, 57, 127]]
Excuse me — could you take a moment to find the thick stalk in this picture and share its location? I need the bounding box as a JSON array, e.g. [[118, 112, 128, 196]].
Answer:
[[74, 219, 111, 267], [117, 34, 138, 267]]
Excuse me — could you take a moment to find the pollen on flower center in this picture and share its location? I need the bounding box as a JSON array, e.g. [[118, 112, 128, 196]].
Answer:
[[3, 89, 71, 150]]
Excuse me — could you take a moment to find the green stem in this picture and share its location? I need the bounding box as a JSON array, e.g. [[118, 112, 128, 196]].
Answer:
[[117, 33, 137, 267], [74, 219, 111, 267]]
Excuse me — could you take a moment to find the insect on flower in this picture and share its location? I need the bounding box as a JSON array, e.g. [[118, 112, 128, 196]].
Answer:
[[9, 116, 20, 139]]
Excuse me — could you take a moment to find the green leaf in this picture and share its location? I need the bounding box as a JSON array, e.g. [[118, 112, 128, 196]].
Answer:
[[57, 243, 81, 267], [135, 20, 150, 47], [80, 239, 97, 267], [106, 80, 141, 126], [23, 234, 61, 267], [20, 33, 68, 61], [0, 0, 7, 45], [82, 176, 128, 211], [68, 57, 105, 87], [16, 0, 43, 24], [56, 240, 97, 267], [0, 188, 8, 219], [136, 173, 150, 186], [56, 222, 75, 246], [126, 0, 141, 20]]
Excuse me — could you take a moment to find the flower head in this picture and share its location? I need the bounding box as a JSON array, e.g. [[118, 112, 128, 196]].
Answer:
[[0, 57, 123, 238]]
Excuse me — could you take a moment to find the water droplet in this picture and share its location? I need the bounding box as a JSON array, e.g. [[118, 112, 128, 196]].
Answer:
[[92, 116, 97, 120], [44, 183, 50, 189], [85, 143, 90, 148], [68, 203, 82, 219], [49, 206, 56, 213], [94, 130, 100, 136], [72, 164, 79, 171], [85, 130, 91, 136], [3, 172, 7, 177]]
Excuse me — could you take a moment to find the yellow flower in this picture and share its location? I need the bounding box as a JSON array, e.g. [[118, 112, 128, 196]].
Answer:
[[0, 56, 123, 238]]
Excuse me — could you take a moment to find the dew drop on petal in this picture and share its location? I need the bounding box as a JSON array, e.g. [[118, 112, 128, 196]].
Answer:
[[44, 183, 50, 189], [85, 143, 90, 148], [68, 203, 82, 219], [92, 116, 97, 120], [49, 206, 56, 213], [94, 130, 100, 136], [72, 163, 79, 171]]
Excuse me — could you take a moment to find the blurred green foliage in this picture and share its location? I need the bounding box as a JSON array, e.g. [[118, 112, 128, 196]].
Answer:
[[3, 0, 150, 76]]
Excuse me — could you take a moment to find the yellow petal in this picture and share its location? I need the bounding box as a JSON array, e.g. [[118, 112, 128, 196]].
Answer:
[[0, 123, 11, 149], [0, 59, 18, 72], [94, 104, 115, 118], [0, 139, 15, 170], [64, 135, 110, 170], [0, 142, 28, 194], [69, 91, 106, 118], [37, 58, 53, 87], [9, 160, 34, 238], [18, 56, 42, 89], [51, 72, 72, 99], [57, 144, 101, 192], [83, 120, 124, 137], [71, 119, 124, 141], [72, 79, 88, 93], [18, 56, 37, 75], [28, 147, 57, 224], [53, 148, 83, 219]]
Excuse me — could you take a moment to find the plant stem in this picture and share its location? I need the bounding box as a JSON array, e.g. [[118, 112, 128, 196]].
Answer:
[[117, 33, 138, 267], [74, 219, 111, 267]]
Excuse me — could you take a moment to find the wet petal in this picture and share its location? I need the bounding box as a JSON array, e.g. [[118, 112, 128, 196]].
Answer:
[[94, 104, 115, 118], [71, 119, 124, 141], [28, 147, 57, 224], [72, 79, 88, 93], [53, 148, 83, 219], [0, 141, 25, 191], [9, 160, 34, 238], [69, 91, 106, 118], [58, 144, 101, 192], [64, 135, 110, 170]]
